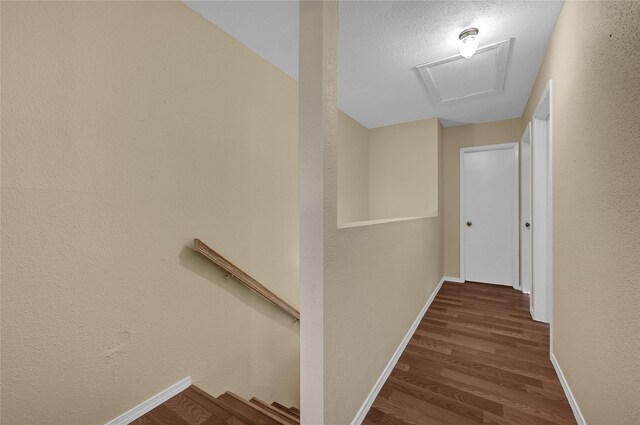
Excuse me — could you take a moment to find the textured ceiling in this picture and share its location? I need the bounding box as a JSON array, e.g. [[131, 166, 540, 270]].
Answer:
[[185, 1, 563, 128]]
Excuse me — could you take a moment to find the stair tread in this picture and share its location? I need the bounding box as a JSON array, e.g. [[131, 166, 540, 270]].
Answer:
[[272, 402, 299, 419], [268, 402, 299, 421], [131, 403, 191, 425], [187, 386, 251, 425], [199, 415, 229, 425], [219, 392, 285, 425], [133, 385, 298, 425], [250, 397, 299, 424]]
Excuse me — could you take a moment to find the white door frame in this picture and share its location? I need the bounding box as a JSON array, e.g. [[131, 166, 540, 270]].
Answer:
[[520, 122, 532, 295], [531, 80, 553, 324], [460, 142, 520, 288]]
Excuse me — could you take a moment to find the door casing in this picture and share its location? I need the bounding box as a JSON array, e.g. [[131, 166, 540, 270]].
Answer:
[[531, 80, 553, 325], [521, 123, 533, 295]]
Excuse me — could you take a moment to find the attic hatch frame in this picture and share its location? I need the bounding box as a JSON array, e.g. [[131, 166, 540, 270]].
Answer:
[[415, 38, 514, 104]]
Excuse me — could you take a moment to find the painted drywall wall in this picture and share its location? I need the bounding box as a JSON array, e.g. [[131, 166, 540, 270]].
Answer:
[[338, 116, 439, 225], [338, 111, 369, 224], [442, 119, 522, 278], [368, 119, 439, 220], [521, 2, 640, 424], [327, 106, 445, 425], [1, 2, 300, 423], [298, 1, 339, 421]]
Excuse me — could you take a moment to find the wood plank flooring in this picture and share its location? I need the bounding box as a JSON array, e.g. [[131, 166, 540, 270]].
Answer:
[[363, 281, 577, 425]]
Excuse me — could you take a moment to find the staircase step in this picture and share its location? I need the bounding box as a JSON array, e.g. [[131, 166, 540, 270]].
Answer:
[[132, 385, 299, 425], [187, 386, 251, 425], [199, 415, 229, 425], [250, 397, 299, 424], [268, 402, 299, 421], [272, 402, 299, 419], [218, 392, 288, 425]]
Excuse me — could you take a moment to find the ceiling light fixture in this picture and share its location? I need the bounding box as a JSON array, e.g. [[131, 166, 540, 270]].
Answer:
[[458, 27, 479, 59]]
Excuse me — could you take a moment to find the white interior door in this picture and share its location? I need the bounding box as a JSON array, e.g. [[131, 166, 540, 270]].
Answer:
[[521, 124, 532, 294], [461, 143, 519, 286]]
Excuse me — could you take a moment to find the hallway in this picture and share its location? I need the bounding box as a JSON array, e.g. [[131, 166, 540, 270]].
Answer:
[[363, 282, 577, 425]]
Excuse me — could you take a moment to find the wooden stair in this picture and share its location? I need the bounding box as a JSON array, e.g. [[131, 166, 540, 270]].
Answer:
[[132, 385, 300, 425]]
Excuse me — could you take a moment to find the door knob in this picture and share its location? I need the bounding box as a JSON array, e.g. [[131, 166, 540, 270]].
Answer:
[[466, 221, 472, 227], [525, 222, 531, 228]]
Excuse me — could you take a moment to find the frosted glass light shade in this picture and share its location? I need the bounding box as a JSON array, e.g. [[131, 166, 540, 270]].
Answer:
[[459, 28, 479, 59]]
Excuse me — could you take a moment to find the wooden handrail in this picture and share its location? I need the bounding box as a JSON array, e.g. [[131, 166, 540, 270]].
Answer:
[[193, 239, 300, 321]]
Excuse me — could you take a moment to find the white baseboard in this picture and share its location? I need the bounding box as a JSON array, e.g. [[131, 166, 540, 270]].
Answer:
[[105, 376, 192, 425], [442, 276, 464, 283], [550, 353, 586, 425], [350, 276, 446, 425]]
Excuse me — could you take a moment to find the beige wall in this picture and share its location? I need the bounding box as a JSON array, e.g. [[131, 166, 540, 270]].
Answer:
[[325, 114, 444, 424], [521, 2, 640, 423], [338, 116, 440, 225], [442, 119, 522, 277], [1, 2, 300, 424], [298, 1, 338, 421], [338, 111, 369, 223], [369, 119, 439, 220], [332, 102, 443, 424]]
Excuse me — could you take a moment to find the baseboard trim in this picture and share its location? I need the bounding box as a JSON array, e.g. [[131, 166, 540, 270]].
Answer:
[[105, 376, 192, 425], [550, 353, 586, 425], [350, 276, 446, 425], [442, 276, 464, 283]]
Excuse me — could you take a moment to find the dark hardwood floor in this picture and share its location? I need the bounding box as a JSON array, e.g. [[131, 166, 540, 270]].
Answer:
[[363, 281, 577, 425], [132, 282, 575, 425]]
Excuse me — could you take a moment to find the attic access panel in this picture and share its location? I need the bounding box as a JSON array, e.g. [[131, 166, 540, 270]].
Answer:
[[416, 39, 513, 103]]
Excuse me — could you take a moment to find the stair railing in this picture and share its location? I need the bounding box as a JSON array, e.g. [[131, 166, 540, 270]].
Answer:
[[192, 239, 300, 321]]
